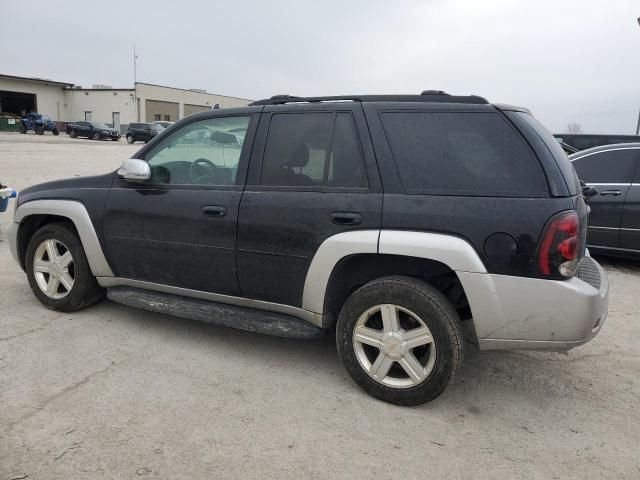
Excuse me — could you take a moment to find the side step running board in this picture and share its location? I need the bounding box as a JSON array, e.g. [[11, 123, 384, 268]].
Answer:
[[107, 287, 326, 339]]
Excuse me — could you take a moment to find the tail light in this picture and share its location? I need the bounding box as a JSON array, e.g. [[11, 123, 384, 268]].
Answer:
[[538, 211, 580, 278]]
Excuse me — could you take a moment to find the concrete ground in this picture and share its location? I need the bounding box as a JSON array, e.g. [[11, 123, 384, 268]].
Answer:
[[1, 132, 639, 479]]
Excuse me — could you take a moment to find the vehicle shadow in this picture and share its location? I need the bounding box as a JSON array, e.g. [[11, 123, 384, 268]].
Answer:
[[96, 299, 607, 411]]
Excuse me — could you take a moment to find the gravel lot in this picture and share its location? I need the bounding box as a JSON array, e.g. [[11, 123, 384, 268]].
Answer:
[[1, 132, 639, 479]]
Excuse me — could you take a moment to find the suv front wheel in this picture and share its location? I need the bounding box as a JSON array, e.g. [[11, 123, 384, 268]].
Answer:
[[25, 223, 103, 312], [336, 276, 464, 406], [126, 134, 134, 144]]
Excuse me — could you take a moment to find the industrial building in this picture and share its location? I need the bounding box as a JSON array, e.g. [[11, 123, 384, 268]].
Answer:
[[0, 73, 252, 132]]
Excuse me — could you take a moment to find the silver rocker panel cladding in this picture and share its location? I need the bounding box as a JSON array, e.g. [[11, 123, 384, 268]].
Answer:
[[13, 199, 115, 277]]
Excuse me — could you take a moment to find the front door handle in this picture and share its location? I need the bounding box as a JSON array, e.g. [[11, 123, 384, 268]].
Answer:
[[600, 190, 622, 196], [202, 205, 227, 217], [331, 212, 362, 226]]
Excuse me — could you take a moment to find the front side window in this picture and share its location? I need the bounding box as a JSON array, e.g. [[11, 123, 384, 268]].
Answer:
[[572, 149, 638, 184], [260, 112, 367, 188], [144, 116, 251, 186]]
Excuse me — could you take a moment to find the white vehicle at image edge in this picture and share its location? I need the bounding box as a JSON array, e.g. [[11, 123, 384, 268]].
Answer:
[[7, 92, 609, 405]]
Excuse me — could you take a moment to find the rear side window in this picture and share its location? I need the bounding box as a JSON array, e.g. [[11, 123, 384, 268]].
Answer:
[[572, 149, 639, 184], [260, 112, 367, 188], [381, 112, 547, 196]]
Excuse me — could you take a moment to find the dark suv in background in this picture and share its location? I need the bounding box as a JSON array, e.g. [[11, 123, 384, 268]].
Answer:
[[125, 122, 165, 144], [8, 92, 608, 405]]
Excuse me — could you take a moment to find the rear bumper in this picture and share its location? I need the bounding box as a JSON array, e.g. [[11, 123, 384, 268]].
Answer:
[[458, 255, 609, 351]]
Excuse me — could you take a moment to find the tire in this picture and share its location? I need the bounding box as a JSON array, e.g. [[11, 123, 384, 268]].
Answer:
[[92, 132, 101, 140], [69, 130, 77, 138], [25, 222, 103, 312], [36, 126, 44, 135], [20, 125, 27, 134], [111, 137, 119, 141], [336, 276, 464, 406], [126, 134, 134, 144], [52, 128, 59, 136]]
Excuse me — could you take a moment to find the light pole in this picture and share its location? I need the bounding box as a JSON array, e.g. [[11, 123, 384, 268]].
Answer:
[[133, 44, 139, 122]]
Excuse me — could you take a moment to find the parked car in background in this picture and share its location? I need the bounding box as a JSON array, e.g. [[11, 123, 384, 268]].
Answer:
[[66, 121, 120, 141], [556, 133, 640, 151], [570, 143, 640, 258], [153, 121, 175, 129], [8, 92, 609, 406], [125, 123, 165, 144]]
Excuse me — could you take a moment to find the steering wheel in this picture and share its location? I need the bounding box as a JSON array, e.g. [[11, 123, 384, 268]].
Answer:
[[190, 158, 216, 184]]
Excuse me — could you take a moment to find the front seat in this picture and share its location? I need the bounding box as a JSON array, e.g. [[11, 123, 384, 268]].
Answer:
[[281, 144, 314, 186]]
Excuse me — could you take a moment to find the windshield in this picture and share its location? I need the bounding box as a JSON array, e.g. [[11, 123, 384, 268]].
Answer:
[[151, 124, 165, 131]]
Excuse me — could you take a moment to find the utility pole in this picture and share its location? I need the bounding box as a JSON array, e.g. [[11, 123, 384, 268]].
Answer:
[[133, 44, 139, 122]]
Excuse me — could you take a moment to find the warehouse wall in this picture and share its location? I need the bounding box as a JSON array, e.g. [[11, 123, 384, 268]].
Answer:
[[0, 77, 66, 120], [63, 89, 137, 126], [135, 83, 251, 121], [184, 104, 210, 117]]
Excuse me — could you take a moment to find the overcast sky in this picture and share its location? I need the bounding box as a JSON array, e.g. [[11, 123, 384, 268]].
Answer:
[[1, 0, 639, 134]]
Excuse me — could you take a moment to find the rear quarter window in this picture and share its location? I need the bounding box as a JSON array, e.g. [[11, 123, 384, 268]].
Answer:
[[380, 111, 548, 196]]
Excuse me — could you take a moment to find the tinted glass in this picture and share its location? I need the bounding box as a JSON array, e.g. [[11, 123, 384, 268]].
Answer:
[[145, 116, 251, 185], [572, 149, 638, 184], [260, 112, 367, 188], [328, 113, 367, 187], [512, 112, 579, 195], [381, 112, 547, 196]]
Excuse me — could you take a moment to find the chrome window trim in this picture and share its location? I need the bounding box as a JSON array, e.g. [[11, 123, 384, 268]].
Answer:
[[569, 146, 640, 162]]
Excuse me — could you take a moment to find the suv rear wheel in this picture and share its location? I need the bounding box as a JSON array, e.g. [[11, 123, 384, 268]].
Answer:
[[336, 276, 463, 406], [126, 134, 134, 144], [25, 223, 103, 312]]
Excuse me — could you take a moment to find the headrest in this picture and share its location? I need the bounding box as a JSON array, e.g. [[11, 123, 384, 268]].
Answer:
[[285, 144, 309, 168]]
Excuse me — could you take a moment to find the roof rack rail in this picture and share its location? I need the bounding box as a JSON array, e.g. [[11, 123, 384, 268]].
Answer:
[[249, 92, 488, 106]]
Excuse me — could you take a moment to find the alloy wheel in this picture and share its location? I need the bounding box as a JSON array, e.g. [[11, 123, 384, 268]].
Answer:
[[352, 304, 436, 389], [33, 239, 75, 299]]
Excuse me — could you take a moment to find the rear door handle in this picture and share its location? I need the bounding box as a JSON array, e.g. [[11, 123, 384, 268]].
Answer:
[[331, 212, 362, 226], [600, 190, 622, 196], [202, 205, 227, 217]]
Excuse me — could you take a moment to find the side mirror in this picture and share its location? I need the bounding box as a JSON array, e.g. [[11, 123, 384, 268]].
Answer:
[[117, 158, 150, 182]]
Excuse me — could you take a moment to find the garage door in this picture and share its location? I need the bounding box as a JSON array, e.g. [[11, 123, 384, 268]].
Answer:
[[184, 104, 210, 117], [145, 100, 179, 122], [0, 90, 37, 116]]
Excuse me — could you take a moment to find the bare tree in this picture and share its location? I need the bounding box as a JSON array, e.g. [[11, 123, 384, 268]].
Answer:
[[566, 122, 583, 134]]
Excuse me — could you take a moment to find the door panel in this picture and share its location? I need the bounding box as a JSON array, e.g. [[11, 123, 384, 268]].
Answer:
[[104, 187, 241, 294], [583, 183, 630, 247], [620, 153, 640, 251], [237, 191, 382, 306], [571, 149, 637, 248], [103, 113, 257, 294]]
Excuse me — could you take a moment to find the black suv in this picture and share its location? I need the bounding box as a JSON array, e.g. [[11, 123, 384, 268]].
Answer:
[[66, 121, 121, 141], [125, 122, 165, 144], [8, 92, 609, 405]]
